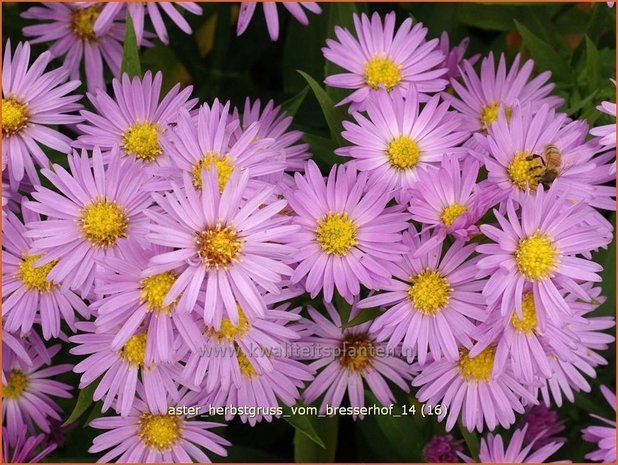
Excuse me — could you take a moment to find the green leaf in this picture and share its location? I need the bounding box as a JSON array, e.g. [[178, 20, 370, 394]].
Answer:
[[282, 405, 325, 449], [515, 21, 571, 83], [281, 86, 309, 117], [458, 419, 480, 461], [63, 381, 98, 426], [302, 133, 340, 169], [585, 36, 601, 92], [294, 415, 338, 462], [298, 70, 346, 146], [342, 308, 382, 329], [333, 293, 353, 326], [121, 15, 142, 78], [83, 401, 103, 427], [456, 4, 521, 31]]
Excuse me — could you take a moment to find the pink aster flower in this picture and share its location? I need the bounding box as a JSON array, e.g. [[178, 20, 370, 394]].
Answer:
[[146, 167, 297, 328], [237, 2, 322, 41], [423, 434, 464, 463], [95, 2, 202, 45], [459, 425, 564, 463], [2, 425, 57, 463], [77, 71, 197, 166], [301, 300, 412, 415], [1, 327, 51, 386], [338, 88, 468, 191], [70, 322, 183, 417], [89, 390, 229, 463], [24, 147, 152, 298], [287, 160, 410, 302], [590, 79, 616, 150], [323, 11, 447, 110], [519, 404, 566, 449], [2, 204, 89, 339], [2, 342, 72, 447], [446, 52, 563, 133], [582, 385, 616, 462], [359, 229, 486, 365], [21, 2, 128, 92], [2, 40, 82, 188], [439, 32, 480, 81]]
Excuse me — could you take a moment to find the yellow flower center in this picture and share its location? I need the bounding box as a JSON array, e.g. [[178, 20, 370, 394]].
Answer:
[[458, 347, 495, 382], [71, 6, 101, 41], [208, 308, 251, 342], [2, 98, 29, 136], [122, 333, 148, 366], [122, 122, 162, 162], [387, 136, 421, 170], [191, 152, 235, 191], [80, 199, 129, 248], [339, 335, 374, 373], [507, 151, 544, 191], [515, 231, 558, 281], [315, 212, 358, 256], [440, 204, 467, 227], [237, 351, 257, 378], [196, 223, 243, 269], [480, 102, 512, 131], [408, 270, 451, 315], [511, 292, 538, 333], [364, 56, 402, 91], [3, 370, 29, 399], [138, 413, 182, 451], [140, 272, 176, 314], [17, 254, 57, 292]]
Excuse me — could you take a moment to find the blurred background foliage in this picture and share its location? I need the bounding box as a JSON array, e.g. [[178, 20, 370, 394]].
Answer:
[[2, 2, 616, 462]]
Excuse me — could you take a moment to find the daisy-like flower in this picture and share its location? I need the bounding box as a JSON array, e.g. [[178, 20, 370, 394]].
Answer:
[[323, 11, 447, 109], [476, 188, 611, 322], [24, 148, 152, 298], [2, 204, 89, 339], [582, 385, 616, 462], [446, 52, 563, 133], [2, 342, 72, 447], [359, 229, 486, 365], [69, 322, 183, 417], [590, 79, 616, 150], [438, 32, 479, 81], [423, 434, 464, 463], [89, 390, 230, 463], [338, 88, 468, 191], [95, 2, 202, 45], [146, 167, 297, 327], [2, 425, 57, 463], [301, 300, 412, 414], [412, 347, 537, 432], [459, 425, 564, 463], [519, 404, 565, 449], [21, 2, 128, 92], [287, 161, 410, 302], [2, 41, 82, 188], [2, 329, 51, 385], [236, 2, 322, 41], [77, 71, 197, 166]]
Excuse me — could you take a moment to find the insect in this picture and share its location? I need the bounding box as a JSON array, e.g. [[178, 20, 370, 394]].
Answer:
[[526, 144, 562, 188]]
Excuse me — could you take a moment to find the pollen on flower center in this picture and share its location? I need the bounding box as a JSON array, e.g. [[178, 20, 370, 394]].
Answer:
[[387, 136, 421, 170], [208, 307, 251, 342], [71, 5, 101, 41], [315, 212, 358, 256], [196, 223, 243, 269], [237, 351, 257, 378], [364, 56, 402, 91], [515, 231, 558, 281], [138, 413, 182, 451], [408, 270, 452, 315], [511, 292, 538, 333], [339, 334, 375, 373], [4, 369, 29, 399], [122, 122, 162, 162], [480, 102, 512, 131], [140, 272, 177, 314], [440, 204, 467, 227], [80, 199, 129, 248], [2, 97, 29, 136], [191, 152, 234, 191], [457, 347, 495, 382], [17, 254, 57, 292], [507, 151, 543, 191], [122, 333, 148, 366]]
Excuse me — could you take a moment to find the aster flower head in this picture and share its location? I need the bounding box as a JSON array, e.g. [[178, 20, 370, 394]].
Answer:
[[519, 404, 566, 449], [24, 147, 152, 298], [2, 40, 82, 188], [582, 385, 616, 463], [359, 228, 487, 365], [2, 425, 57, 463], [338, 87, 468, 192], [323, 11, 448, 110], [21, 2, 128, 92], [287, 160, 410, 302], [2, 203, 89, 339], [89, 390, 230, 463], [423, 434, 464, 463], [77, 71, 197, 166], [237, 2, 322, 41], [146, 166, 298, 328], [590, 79, 616, 150], [446, 52, 564, 133], [301, 300, 412, 415]]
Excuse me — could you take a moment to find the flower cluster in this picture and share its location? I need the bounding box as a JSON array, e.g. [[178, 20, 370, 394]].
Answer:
[[2, 3, 616, 463]]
